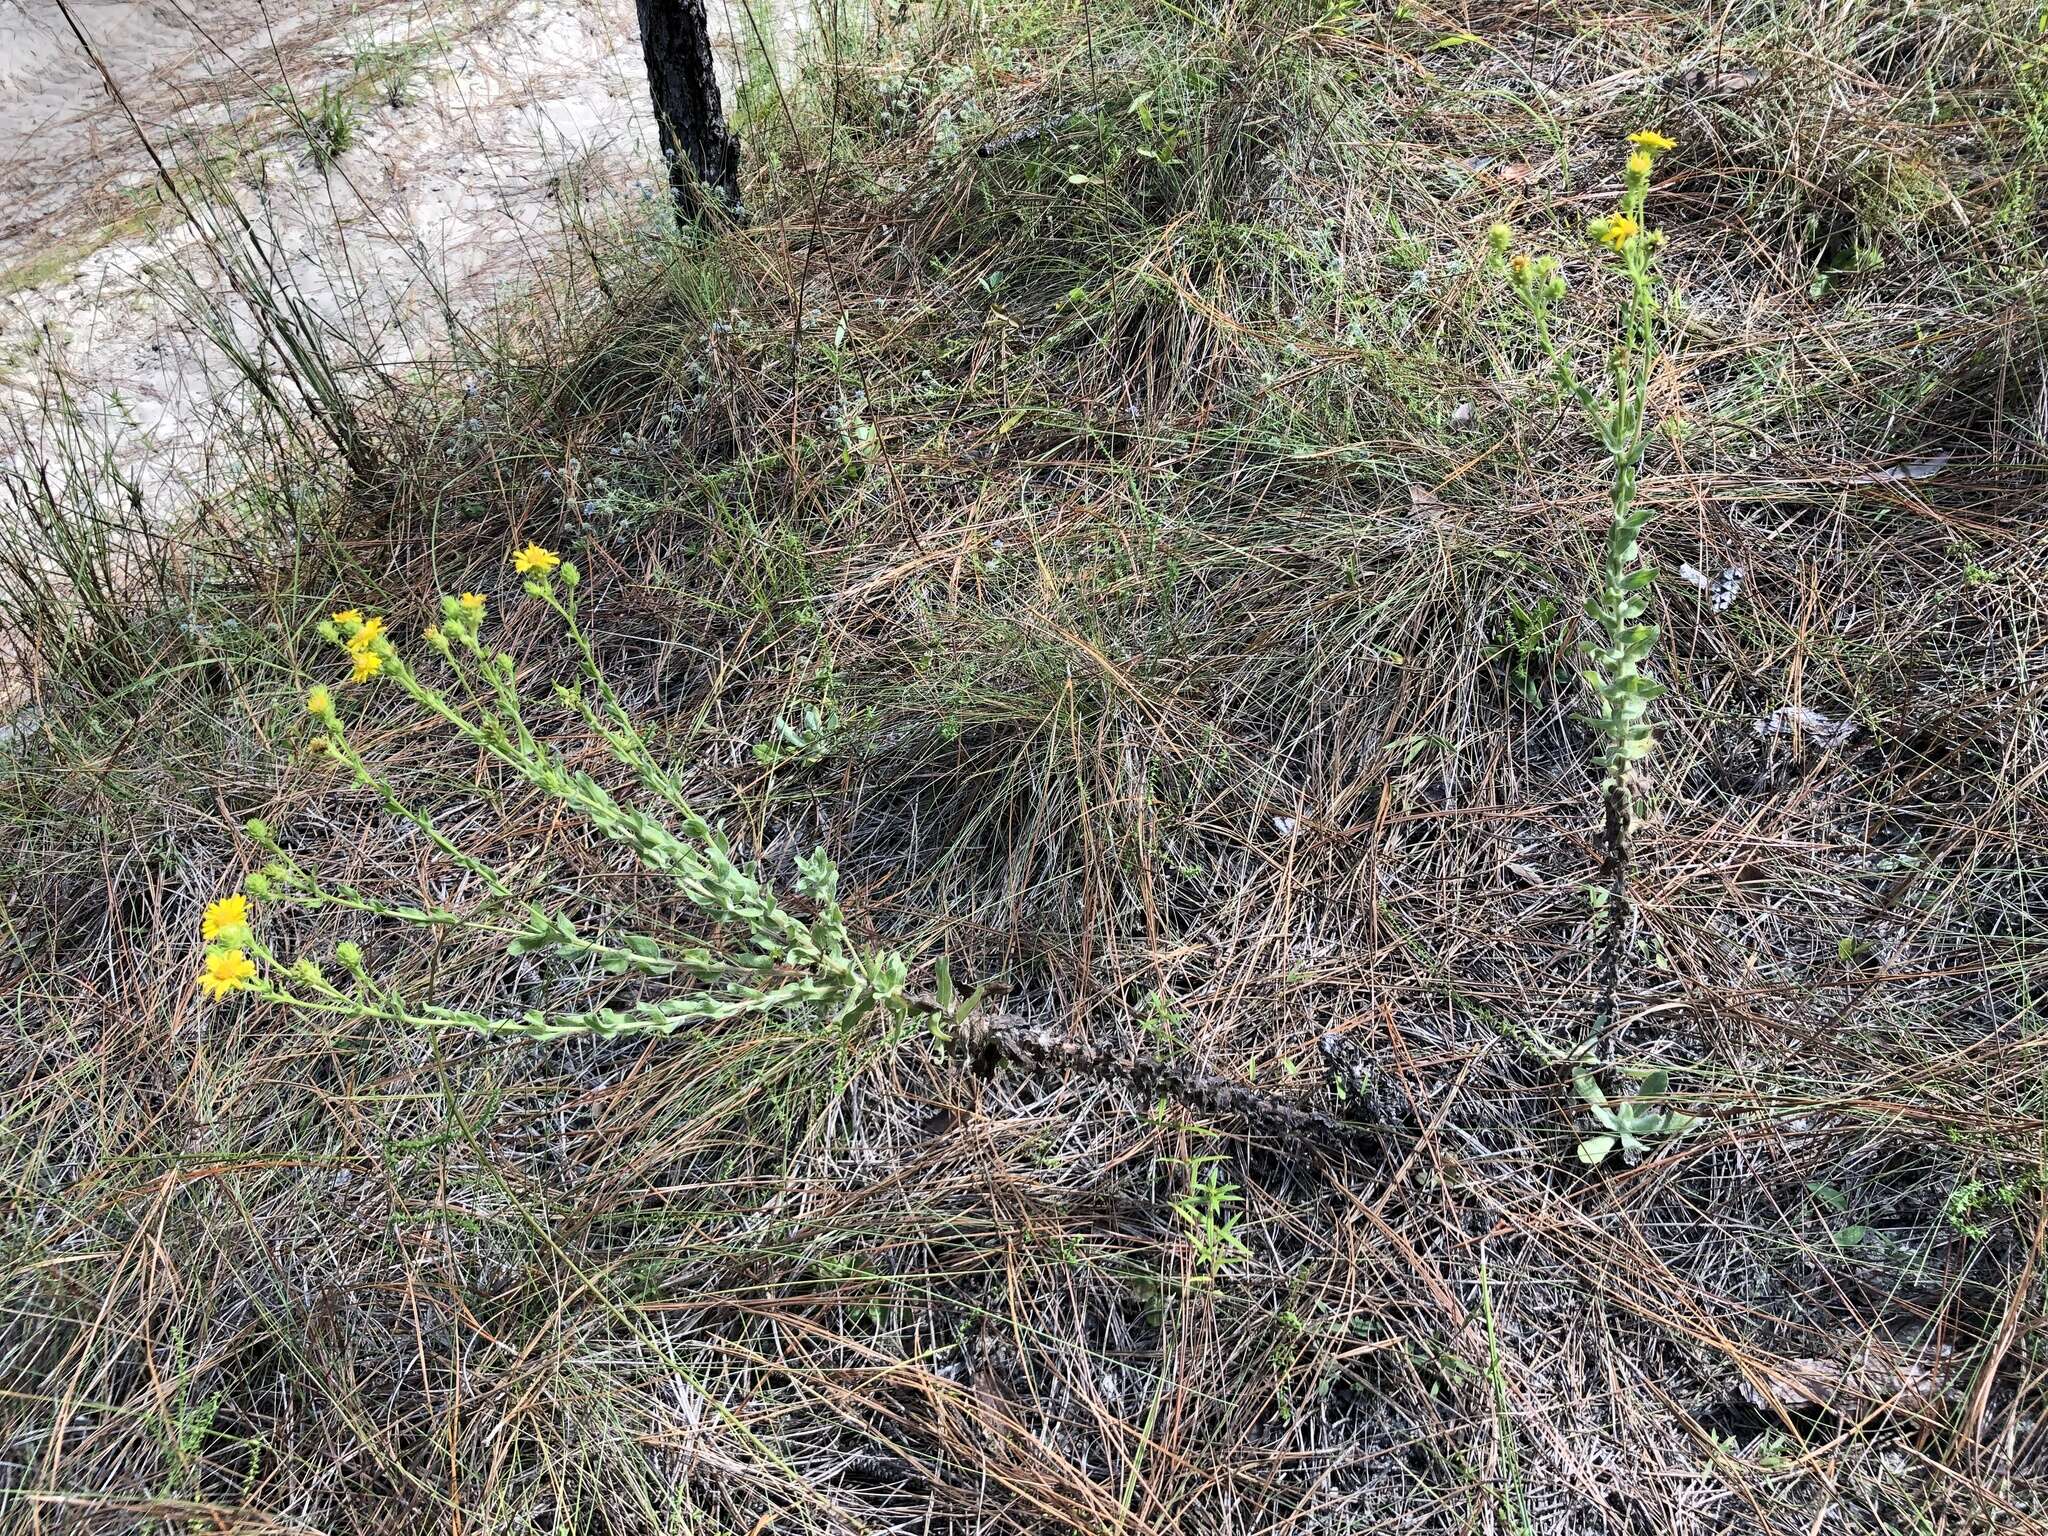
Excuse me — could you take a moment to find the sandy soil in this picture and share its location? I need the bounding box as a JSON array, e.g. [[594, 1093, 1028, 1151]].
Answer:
[[0, 0, 801, 505]]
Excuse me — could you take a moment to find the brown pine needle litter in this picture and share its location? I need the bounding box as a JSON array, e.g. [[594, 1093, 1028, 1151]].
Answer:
[[2, 1, 2045, 1531]]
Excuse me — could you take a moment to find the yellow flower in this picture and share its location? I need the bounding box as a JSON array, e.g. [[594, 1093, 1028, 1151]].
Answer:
[[198, 948, 257, 1001], [513, 542, 561, 574], [307, 685, 333, 717], [1509, 252, 1531, 281], [331, 608, 365, 626], [458, 592, 487, 616], [1627, 149, 1653, 179], [350, 648, 384, 683], [1628, 130, 1676, 152], [1594, 213, 1640, 250], [202, 893, 248, 941], [348, 616, 386, 649]]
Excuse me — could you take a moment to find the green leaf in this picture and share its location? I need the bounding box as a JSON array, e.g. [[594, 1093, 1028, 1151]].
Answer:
[[602, 933, 675, 977], [508, 906, 571, 956], [1577, 1135, 1617, 1165]]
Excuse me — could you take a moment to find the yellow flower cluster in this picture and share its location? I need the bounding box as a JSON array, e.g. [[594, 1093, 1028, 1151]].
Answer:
[[1490, 133, 1674, 309], [1588, 131, 1674, 256], [202, 893, 248, 942], [199, 948, 257, 1000], [1593, 213, 1640, 251], [331, 608, 387, 683], [198, 891, 258, 1001], [1494, 233, 1566, 306]]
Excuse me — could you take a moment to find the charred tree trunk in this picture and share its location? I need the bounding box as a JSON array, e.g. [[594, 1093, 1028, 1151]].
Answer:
[[634, 0, 740, 220]]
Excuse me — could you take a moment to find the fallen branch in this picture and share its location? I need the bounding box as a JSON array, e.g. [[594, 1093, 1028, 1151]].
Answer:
[[944, 1011, 1389, 1151]]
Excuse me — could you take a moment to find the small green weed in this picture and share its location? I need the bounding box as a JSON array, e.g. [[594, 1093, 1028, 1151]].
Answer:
[[1492, 594, 1560, 702], [352, 36, 436, 108], [753, 701, 868, 768], [1572, 1066, 1696, 1166], [304, 84, 358, 167], [1167, 1151, 1251, 1281]]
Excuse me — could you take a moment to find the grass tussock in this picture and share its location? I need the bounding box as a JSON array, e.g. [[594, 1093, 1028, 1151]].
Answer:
[[2, 0, 2045, 1531]]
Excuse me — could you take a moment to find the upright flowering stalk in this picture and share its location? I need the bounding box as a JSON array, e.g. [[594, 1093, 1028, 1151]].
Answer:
[[1489, 132, 1675, 1044]]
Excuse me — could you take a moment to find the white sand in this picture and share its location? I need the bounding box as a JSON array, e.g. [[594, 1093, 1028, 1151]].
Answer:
[[0, 0, 804, 506]]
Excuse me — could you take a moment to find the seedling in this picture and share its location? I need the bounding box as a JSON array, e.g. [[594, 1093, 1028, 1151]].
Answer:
[[1573, 1066, 1695, 1165]]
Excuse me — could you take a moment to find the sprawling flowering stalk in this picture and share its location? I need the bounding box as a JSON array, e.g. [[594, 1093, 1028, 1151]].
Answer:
[[193, 544, 910, 1043], [1489, 133, 1675, 1042]]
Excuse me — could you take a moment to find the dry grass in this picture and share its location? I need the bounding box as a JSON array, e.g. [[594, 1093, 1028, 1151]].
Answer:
[[2, 0, 2045, 1530]]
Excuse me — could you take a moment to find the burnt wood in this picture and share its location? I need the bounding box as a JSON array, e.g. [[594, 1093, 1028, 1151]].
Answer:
[[635, 0, 740, 219]]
